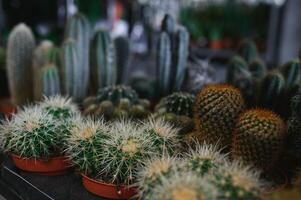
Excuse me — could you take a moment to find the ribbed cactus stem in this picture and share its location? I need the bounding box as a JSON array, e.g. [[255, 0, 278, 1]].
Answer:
[[65, 13, 90, 100], [42, 64, 61, 97], [172, 26, 189, 91], [157, 32, 172, 97], [161, 14, 176, 34], [281, 59, 301, 89], [114, 36, 129, 84], [90, 30, 116, 92], [237, 40, 258, 64], [249, 58, 267, 79], [7, 23, 35, 106]]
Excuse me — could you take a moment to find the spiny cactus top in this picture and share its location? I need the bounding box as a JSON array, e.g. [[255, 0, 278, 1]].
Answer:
[[194, 84, 245, 150], [232, 109, 286, 170], [183, 143, 228, 176], [145, 171, 218, 200], [209, 161, 262, 200], [156, 92, 195, 117], [1, 106, 59, 158], [96, 85, 139, 106], [66, 118, 109, 176], [39, 95, 79, 120]]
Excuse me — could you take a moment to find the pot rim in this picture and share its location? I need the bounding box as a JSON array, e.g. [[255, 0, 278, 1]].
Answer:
[[11, 153, 67, 161], [81, 173, 132, 188]]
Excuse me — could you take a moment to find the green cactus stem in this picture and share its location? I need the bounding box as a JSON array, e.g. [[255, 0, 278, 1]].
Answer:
[[237, 40, 258, 64], [114, 36, 129, 84], [41, 64, 61, 97]]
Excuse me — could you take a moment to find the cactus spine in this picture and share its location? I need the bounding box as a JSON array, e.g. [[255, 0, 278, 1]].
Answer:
[[7, 23, 35, 106], [114, 36, 129, 84], [232, 109, 286, 170], [64, 13, 90, 100], [41, 64, 61, 97], [194, 84, 245, 150], [90, 30, 116, 92]]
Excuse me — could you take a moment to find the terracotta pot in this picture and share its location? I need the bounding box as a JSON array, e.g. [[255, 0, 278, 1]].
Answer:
[[11, 154, 72, 176], [81, 173, 137, 199], [210, 40, 223, 50], [0, 98, 16, 117]]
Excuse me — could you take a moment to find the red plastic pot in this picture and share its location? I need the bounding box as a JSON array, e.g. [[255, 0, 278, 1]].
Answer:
[[11, 154, 72, 176], [81, 173, 137, 199]]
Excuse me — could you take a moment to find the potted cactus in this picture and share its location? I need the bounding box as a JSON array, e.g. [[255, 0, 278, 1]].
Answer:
[[1, 105, 78, 175], [66, 117, 179, 199]]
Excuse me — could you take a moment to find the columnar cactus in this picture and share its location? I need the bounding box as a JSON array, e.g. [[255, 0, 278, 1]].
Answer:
[[41, 64, 61, 97], [7, 23, 35, 106], [64, 13, 90, 100], [157, 32, 172, 97], [209, 161, 262, 200], [114, 36, 129, 84], [249, 58, 267, 80], [194, 84, 245, 150], [145, 171, 218, 200], [280, 59, 301, 89], [1, 106, 58, 158], [90, 30, 116, 92], [232, 109, 286, 170], [161, 13, 176, 34], [66, 118, 109, 177], [237, 40, 258, 64]]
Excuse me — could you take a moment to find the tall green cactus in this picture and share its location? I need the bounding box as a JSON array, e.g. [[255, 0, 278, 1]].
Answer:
[[41, 64, 61, 97], [248, 58, 267, 80], [237, 40, 258, 64], [62, 39, 82, 101], [161, 13, 176, 34], [280, 59, 301, 89], [7, 23, 35, 106], [65, 13, 90, 100], [157, 32, 172, 97], [114, 36, 129, 84], [172, 27, 189, 91], [90, 30, 116, 92]]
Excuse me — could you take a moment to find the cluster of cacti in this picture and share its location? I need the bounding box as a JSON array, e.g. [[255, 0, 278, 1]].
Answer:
[[83, 85, 150, 120], [194, 84, 245, 150], [156, 13, 189, 97], [155, 92, 195, 135], [232, 109, 286, 171], [6, 23, 35, 106]]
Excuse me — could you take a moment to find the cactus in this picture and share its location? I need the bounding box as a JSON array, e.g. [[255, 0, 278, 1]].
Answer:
[[237, 40, 258, 64], [232, 109, 286, 170], [64, 13, 90, 100], [249, 58, 267, 80], [90, 30, 116, 92], [161, 13, 176, 34], [171, 27, 189, 91], [114, 36, 129, 84], [209, 161, 262, 200], [280, 59, 301, 89], [0, 47, 6, 69], [257, 71, 285, 109], [6, 23, 35, 106], [1, 106, 58, 158], [194, 84, 245, 150], [157, 32, 172, 97], [66, 118, 109, 177], [101, 119, 162, 185], [145, 171, 218, 200], [41, 64, 61, 98]]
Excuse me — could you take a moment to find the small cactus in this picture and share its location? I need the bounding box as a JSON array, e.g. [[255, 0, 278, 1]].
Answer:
[[232, 109, 286, 170], [237, 40, 258, 64], [90, 30, 116, 92], [114, 36, 129, 84], [194, 84, 245, 150], [280, 59, 301, 89], [64, 13, 90, 100], [66, 118, 109, 177], [41, 64, 61, 97], [7, 23, 35, 106]]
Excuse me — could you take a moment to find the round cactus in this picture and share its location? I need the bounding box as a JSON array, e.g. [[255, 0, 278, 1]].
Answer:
[[96, 85, 139, 106], [145, 171, 218, 200], [232, 109, 286, 170], [1, 106, 58, 158], [156, 92, 195, 117], [194, 84, 245, 150], [66, 118, 109, 177], [209, 161, 262, 200]]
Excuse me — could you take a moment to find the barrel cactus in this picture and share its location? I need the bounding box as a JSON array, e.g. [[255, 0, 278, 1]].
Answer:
[[237, 40, 258, 64], [65, 118, 109, 177], [194, 84, 245, 150], [6, 23, 35, 106], [90, 30, 116, 92], [232, 109, 286, 170]]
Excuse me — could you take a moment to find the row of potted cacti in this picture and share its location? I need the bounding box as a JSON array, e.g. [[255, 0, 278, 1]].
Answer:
[[4, 13, 130, 107]]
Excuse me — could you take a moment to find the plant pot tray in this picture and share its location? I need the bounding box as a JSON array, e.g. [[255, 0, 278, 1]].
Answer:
[[0, 155, 106, 200]]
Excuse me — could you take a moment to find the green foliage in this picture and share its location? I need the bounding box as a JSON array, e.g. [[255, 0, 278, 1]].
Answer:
[[7, 23, 35, 106]]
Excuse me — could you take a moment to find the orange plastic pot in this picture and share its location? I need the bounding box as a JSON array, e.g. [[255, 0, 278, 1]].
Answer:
[[11, 154, 72, 176], [81, 173, 137, 199]]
